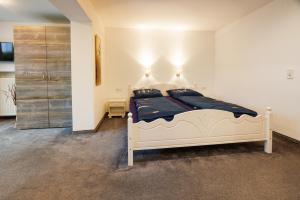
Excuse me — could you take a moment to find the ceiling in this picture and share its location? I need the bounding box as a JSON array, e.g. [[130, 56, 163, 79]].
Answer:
[[0, 0, 69, 23], [90, 0, 274, 30]]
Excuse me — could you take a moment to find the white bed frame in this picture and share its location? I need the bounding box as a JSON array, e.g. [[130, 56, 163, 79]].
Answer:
[[127, 84, 272, 166]]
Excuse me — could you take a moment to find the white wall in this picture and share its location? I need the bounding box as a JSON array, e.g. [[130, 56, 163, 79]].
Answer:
[[105, 28, 215, 99], [69, 0, 106, 131], [77, 0, 107, 128], [71, 21, 96, 131], [215, 0, 300, 140], [0, 22, 13, 41]]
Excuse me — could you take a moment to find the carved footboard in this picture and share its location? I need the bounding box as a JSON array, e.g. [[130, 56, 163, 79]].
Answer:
[[128, 108, 272, 166]]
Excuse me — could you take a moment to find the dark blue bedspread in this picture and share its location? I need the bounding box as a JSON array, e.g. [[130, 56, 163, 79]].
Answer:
[[134, 97, 188, 122], [174, 96, 257, 118]]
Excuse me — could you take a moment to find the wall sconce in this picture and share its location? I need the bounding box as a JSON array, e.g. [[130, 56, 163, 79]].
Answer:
[[145, 68, 151, 77], [176, 68, 182, 78]]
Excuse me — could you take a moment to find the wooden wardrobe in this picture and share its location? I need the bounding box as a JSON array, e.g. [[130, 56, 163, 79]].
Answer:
[[14, 26, 72, 129]]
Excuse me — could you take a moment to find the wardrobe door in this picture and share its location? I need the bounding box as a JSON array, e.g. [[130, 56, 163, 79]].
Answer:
[[16, 99, 49, 129], [48, 99, 72, 128], [46, 26, 72, 128], [14, 26, 49, 129], [14, 26, 48, 100]]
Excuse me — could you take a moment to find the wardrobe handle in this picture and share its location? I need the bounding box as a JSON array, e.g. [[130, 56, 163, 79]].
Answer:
[[24, 72, 30, 78], [42, 73, 45, 80]]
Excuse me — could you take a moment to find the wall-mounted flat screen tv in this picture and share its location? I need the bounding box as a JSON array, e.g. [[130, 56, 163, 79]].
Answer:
[[0, 42, 14, 62]]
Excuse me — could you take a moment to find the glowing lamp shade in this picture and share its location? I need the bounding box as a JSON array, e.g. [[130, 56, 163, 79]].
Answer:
[[138, 49, 156, 78], [139, 51, 155, 67], [176, 68, 182, 78], [171, 55, 185, 68], [169, 50, 186, 78]]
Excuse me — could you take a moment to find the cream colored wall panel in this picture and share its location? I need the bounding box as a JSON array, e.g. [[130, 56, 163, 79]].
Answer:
[[215, 0, 300, 140], [105, 28, 215, 100]]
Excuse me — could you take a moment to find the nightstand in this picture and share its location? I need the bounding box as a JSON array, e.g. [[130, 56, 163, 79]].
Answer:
[[107, 99, 126, 118]]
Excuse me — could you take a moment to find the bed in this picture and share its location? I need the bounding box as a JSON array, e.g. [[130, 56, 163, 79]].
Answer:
[[129, 95, 193, 122], [127, 84, 272, 166], [170, 94, 258, 118]]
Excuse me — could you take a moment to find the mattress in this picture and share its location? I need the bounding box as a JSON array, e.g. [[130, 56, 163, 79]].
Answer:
[[130, 97, 191, 123], [172, 96, 257, 118]]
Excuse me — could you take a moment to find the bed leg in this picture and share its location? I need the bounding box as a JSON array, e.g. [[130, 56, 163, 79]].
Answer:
[[128, 113, 134, 166], [264, 107, 272, 154], [265, 135, 272, 153], [128, 148, 133, 167]]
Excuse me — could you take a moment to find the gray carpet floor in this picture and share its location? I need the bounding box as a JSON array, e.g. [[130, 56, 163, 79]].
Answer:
[[0, 117, 299, 200]]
